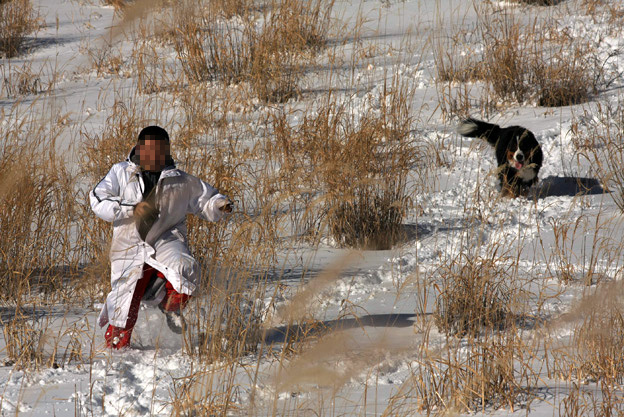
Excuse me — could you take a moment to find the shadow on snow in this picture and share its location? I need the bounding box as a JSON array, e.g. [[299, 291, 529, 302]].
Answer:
[[531, 176, 605, 199], [263, 312, 421, 343]]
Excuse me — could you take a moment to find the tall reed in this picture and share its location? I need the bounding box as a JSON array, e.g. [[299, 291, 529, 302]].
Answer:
[[0, 0, 38, 58]]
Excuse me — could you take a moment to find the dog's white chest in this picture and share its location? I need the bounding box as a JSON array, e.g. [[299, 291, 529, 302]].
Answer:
[[516, 166, 537, 182]]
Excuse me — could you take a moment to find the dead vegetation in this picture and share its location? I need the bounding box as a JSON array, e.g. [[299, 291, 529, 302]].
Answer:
[[549, 281, 624, 385], [2, 0, 624, 415], [267, 75, 422, 249], [573, 100, 624, 213], [0, 0, 38, 58], [434, 2, 611, 118], [402, 333, 539, 415], [434, 254, 519, 337], [0, 60, 46, 97], [547, 281, 624, 415], [0, 111, 77, 303], [162, 0, 335, 102]]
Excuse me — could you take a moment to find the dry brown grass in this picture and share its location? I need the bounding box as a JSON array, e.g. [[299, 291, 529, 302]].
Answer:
[[0, 110, 78, 303], [0, 0, 38, 58], [433, 4, 606, 116], [208, 0, 255, 19], [1, 312, 47, 369], [577, 100, 624, 213], [480, 12, 531, 105], [480, 11, 599, 107], [433, 253, 520, 337], [572, 309, 624, 385], [170, 4, 248, 84], [547, 281, 624, 415], [544, 204, 623, 287], [549, 281, 624, 385], [386, 330, 540, 415], [167, 0, 334, 102], [1, 306, 94, 371], [132, 38, 174, 94], [81, 101, 142, 182], [581, 0, 624, 24], [0, 60, 45, 97], [531, 36, 599, 107], [558, 382, 624, 417], [433, 31, 484, 84], [269, 76, 422, 249], [87, 41, 124, 77], [170, 371, 241, 416]]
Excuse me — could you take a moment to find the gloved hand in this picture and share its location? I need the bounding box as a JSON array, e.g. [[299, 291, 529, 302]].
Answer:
[[134, 201, 159, 240], [134, 201, 159, 220]]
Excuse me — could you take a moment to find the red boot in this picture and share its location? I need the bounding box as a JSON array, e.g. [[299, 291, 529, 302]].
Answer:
[[159, 281, 191, 334], [104, 325, 133, 349], [105, 265, 159, 349]]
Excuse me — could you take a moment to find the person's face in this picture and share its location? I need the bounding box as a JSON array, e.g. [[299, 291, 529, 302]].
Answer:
[[137, 136, 169, 172]]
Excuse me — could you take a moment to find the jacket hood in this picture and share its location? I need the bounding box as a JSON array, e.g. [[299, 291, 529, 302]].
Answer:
[[127, 145, 176, 170]]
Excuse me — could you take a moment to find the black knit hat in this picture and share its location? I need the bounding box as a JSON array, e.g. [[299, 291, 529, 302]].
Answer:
[[138, 125, 170, 143]]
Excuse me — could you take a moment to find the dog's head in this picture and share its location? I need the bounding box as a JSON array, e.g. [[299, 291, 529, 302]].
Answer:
[[506, 130, 537, 170]]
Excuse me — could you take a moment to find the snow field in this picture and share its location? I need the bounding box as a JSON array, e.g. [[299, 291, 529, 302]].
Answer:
[[1, 0, 624, 416]]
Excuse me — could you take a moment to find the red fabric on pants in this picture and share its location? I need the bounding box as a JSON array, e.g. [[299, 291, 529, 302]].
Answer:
[[105, 264, 190, 349], [160, 280, 191, 312]]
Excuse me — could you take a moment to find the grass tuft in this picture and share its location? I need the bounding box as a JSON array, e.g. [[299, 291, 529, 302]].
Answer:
[[433, 5, 605, 115], [170, 0, 334, 102], [434, 254, 518, 337], [0, 0, 38, 58], [269, 76, 421, 249]]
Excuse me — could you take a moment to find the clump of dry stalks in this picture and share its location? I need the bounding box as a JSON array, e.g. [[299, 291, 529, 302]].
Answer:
[[546, 281, 624, 415], [581, 0, 624, 22], [558, 383, 624, 417], [399, 333, 539, 415], [0, 0, 39, 58], [164, 0, 334, 102], [434, 253, 520, 337], [548, 281, 624, 385], [1, 313, 47, 369], [0, 111, 78, 303], [572, 100, 624, 213], [0, 60, 48, 98], [269, 77, 423, 249], [434, 3, 607, 117]]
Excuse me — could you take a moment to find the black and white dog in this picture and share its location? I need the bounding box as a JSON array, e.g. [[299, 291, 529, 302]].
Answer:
[[458, 118, 543, 197]]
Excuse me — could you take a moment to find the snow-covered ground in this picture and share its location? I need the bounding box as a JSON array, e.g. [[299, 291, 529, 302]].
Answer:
[[2, 0, 624, 415]]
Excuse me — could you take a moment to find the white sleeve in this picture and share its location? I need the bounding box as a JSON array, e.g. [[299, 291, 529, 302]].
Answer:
[[188, 177, 229, 222], [201, 193, 230, 222], [89, 165, 134, 222]]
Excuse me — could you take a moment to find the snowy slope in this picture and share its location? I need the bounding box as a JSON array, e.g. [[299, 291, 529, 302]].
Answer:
[[2, 0, 624, 416]]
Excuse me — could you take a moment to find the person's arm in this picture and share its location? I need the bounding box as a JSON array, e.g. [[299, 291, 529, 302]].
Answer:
[[89, 165, 135, 222], [188, 177, 232, 222]]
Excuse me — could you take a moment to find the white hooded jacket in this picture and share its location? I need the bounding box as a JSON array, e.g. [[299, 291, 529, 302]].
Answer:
[[90, 147, 229, 328]]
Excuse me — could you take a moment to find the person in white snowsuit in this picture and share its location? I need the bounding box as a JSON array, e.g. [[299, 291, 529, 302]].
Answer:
[[90, 126, 232, 349]]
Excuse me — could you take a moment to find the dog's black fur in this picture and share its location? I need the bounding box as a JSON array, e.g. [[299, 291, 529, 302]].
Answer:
[[458, 118, 543, 197]]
